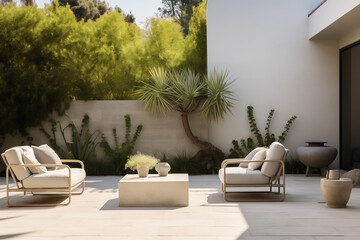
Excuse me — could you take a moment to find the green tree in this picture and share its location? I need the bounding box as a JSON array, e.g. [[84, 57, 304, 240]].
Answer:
[[57, 0, 107, 21], [0, 4, 78, 136], [145, 17, 186, 69], [135, 68, 237, 171], [113, 6, 135, 23], [183, 0, 206, 74], [158, 0, 201, 35]]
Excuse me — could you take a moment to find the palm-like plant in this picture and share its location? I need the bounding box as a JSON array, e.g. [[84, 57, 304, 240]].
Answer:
[[136, 68, 237, 170]]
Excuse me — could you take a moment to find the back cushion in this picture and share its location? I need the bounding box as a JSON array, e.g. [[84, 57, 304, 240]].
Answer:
[[248, 149, 267, 170], [4, 147, 31, 180], [261, 142, 286, 177], [32, 144, 62, 170], [239, 147, 267, 168], [22, 151, 47, 174]]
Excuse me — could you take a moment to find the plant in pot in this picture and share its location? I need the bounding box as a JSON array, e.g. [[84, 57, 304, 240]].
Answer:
[[125, 153, 159, 177]]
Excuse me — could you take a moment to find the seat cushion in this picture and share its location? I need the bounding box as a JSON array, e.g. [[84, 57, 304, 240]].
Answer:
[[32, 144, 62, 170], [239, 147, 267, 168], [248, 149, 267, 170], [4, 147, 32, 181], [22, 168, 86, 189], [261, 142, 286, 178], [218, 167, 270, 185]]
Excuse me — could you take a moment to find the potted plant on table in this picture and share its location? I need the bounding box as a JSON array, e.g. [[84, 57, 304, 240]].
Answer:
[[125, 153, 159, 178]]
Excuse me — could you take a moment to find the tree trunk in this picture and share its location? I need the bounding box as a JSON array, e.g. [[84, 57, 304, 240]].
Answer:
[[181, 112, 222, 172]]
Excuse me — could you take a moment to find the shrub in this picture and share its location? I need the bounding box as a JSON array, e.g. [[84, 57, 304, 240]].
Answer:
[[40, 114, 102, 163], [164, 152, 205, 175], [100, 114, 143, 175], [229, 106, 296, 158]]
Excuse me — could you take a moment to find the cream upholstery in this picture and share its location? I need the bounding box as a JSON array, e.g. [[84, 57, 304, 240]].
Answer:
[[261, 142, 286, 177], [22, 168, 86, 189], [4, 147, 31, 180], [218, 167, 270, 185], [248, 149, 267, 170], [22, 151, 47, 174], [32, 144, 62, 170], [239, 147, 267, 168]]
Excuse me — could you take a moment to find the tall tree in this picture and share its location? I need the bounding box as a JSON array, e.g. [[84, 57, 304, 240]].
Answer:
[[136, 68, 236, 172], [21, 0, 34, 6], [158, 0, 201, 35], [57, 0, 108, 22], [0, 0, 13, 6]]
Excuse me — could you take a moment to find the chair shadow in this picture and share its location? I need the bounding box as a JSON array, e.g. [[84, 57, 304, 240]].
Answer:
[[0, 232, 32, 239], [100, 198, 184, 211], [0, 195, 68, 209]]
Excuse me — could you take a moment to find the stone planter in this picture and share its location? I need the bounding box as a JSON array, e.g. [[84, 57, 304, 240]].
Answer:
[[296, 141, 337, 176], [155, 162, 171, 176], [137, 166, 149, 178], [320, 178, 352, 208]]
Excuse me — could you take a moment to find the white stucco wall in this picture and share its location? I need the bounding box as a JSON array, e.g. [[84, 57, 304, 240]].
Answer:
[[207, 0, 340, 167], [1, 101, 208, 160]]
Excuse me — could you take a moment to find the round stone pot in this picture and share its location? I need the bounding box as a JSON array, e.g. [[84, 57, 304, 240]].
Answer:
[[155, 162, 171, 176], [137, 166, 149, 178], [296, 142, 337, 176], [320, 178, 352, 208]]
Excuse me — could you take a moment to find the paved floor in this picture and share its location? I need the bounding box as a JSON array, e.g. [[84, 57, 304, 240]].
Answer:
[[0, 175, 360, 240]]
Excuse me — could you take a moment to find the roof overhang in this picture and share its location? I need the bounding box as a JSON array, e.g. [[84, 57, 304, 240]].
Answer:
[[309, 0, 360, 40]]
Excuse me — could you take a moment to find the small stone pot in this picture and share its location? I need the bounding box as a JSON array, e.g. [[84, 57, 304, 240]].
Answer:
[[155, 162, 171, 176], [137, 166, 149, 178], [320, 178, 352, 208]]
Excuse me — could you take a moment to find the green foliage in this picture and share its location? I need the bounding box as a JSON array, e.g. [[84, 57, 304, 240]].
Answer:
[[125, 153, 160, 171], [100, 114, 143, 175], [0, 4, 75, 136], [40, 114, 102, 162], [58, 0, 106, 22], [163, 152, 205, 175], [136, 68, 236, 122], [229, 106, 297, 158], [285, 156, 306, 174], [0, 3, 207, 138], [159, 0, 201, 35], [183, 0, 207, 74]]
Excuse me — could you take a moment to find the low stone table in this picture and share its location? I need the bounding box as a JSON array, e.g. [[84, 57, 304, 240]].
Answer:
[[118, 174, 189, 207], [320, 178, 352, 208]]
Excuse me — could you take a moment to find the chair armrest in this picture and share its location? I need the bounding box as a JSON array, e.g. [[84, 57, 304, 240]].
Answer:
[[61, 159, 84, 169], [221, 158, 246, 168]]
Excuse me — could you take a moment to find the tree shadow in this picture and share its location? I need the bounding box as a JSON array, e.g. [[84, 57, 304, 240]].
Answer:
[[0, 232, 32, 239]]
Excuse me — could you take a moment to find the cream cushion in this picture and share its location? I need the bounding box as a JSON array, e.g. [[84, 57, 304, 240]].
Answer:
[[4, 147, 32, 180], [248, 149, 267, 170], [22, 168, 86, 189], [22, 151, 47, 174], [239, 147, 267, 168], [218, 167, 270, 185], [32, 144, 62, 170], [261, 142, 286, 177]]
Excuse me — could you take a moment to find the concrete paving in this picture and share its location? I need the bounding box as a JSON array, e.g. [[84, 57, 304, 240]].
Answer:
[[0, 175, 360, 239]]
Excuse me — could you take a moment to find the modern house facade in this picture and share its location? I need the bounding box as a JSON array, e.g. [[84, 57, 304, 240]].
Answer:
[[207, 0, 360, 169]]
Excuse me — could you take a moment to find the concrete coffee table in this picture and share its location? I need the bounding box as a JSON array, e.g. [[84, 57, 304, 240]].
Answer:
[[118, 174, 189, 207]]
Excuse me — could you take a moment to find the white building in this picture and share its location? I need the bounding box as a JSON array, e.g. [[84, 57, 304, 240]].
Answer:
[[207, 0, 360, 169]]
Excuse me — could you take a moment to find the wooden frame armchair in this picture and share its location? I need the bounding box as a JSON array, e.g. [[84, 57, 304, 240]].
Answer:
[[219, 146, 288, 202], [2, 153, 85, 207]]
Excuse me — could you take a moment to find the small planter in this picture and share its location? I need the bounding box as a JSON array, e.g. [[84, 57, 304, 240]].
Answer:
[[155, 162, 171, 176], [321, 177, 352, 208], [137, 166, 149, 178]]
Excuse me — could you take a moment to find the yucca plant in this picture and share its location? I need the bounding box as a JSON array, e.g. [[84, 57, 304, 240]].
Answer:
[[135, 68, 237, 171]]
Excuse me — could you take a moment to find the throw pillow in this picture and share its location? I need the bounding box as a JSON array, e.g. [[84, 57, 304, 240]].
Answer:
[[248, 149, 267, 170], [32, 144, 62, 170], [22, 151, 47, 174]]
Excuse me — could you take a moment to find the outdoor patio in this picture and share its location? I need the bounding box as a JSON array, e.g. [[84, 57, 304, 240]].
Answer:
[[1, 175, 359, 240]]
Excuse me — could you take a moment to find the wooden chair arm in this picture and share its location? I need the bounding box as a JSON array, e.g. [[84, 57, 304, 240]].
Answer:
[[221, 158, 246, 168]]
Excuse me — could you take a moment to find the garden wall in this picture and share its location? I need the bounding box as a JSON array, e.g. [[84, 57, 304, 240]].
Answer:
[[1, 100, 208, 160]]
